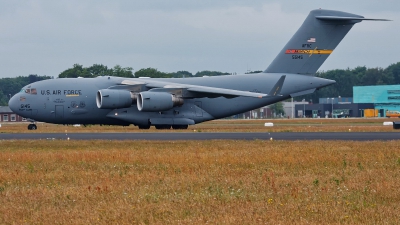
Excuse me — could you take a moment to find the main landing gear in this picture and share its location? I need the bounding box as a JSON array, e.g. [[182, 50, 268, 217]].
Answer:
[[154, 125, 188, 130], [172, 125, 188, 130], [27, 124, 37, 130], [138, 125, 151, 129]]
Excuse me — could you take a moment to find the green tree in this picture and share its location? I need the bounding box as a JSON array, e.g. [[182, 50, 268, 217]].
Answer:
[[194, 71, 230, 77], [384, 62, 400, 84], [87, 64, 112, 77], [112, 65, 134, 78], [0, 91, 7, 106], [134, 68, 172, 78], [170, 71, 193, 78], [59, 64, 133, 78], [245, 70, 263, 74], [269, 102, 285, 117], [0, 75, 50, 105], [59, 64, 91, 78]]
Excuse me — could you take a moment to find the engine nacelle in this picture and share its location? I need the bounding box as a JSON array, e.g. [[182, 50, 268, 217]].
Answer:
[[96, 89, 134, 109], [137, 92, 183, 112]]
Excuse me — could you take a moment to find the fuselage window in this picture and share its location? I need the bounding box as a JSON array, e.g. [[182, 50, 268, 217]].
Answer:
[[25, 89, 30, 94], [31, 88, 37, 95]]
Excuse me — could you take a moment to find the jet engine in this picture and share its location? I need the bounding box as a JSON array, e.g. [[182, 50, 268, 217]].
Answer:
[[96, 89, 135, 109], [137, 92, 183, 112]]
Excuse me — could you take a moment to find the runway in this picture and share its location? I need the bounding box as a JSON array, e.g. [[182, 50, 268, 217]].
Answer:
[[0, 132, 399, 141]]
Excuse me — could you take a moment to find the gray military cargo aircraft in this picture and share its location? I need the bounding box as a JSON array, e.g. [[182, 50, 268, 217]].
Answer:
[[9, 9, 388, 130]]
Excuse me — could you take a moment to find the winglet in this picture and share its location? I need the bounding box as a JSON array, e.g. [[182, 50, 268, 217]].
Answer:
[[268, 75, 286, 97]]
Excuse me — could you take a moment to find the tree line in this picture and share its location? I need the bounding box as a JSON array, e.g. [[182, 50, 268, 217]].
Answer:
[[0, 75, 51, 105], [302, 62, 400, 103], [1, 62, 400, 106]]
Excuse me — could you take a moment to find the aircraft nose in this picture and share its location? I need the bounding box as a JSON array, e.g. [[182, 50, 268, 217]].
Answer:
[[8, 94, 20, 113]]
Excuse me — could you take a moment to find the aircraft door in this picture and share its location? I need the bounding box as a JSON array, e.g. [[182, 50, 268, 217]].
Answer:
[[194, 101, 203, 117], [55, 105, 64, 119]]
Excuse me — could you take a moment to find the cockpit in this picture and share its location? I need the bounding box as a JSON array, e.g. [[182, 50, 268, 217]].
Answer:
[[20, 87, 37, 95]]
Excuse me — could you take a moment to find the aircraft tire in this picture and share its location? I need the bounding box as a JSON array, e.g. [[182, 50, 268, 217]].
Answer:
[[138, 125, 150, 129], [155, 125, 171, 130], [28, 124, 37, 130], [172, 125, 188, 130]]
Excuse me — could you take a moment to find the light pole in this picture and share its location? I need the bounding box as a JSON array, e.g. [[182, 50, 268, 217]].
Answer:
[[303, 99, 305, 118], [291, 98, 294, 119], [331, 98, 334, 118]]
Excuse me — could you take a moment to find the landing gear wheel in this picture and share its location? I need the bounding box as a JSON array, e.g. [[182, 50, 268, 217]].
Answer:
[[155, 125, 171, 130], [138, 125, 151, 129], [172, 125, 188, 130], [28, 124, 37, 130]]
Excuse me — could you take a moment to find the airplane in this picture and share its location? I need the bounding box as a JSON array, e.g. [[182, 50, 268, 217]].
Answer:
[[8, 9, 389, 130]]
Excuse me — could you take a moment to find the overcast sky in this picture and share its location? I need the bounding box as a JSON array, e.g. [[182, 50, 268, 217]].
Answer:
[[1, 0, 399, 78]]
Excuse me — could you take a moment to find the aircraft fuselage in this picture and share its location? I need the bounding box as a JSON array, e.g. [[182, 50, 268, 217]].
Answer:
[[9, 73, 334, 127]]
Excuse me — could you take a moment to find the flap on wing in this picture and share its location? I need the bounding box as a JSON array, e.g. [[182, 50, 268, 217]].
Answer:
[[187, 86, 266, 98], [186, 75, 286, 98]]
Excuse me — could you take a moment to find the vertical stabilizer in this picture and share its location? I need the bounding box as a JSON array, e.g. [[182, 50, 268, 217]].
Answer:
[[264, 9, 387, 75]]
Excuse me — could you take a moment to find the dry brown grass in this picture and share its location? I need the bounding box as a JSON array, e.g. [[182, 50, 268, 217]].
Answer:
[[1, 118, 399, 133], [1, 140, 399, 224]]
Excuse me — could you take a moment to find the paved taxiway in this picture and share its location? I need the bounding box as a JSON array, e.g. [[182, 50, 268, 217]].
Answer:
[[0, 132, 399, 141]]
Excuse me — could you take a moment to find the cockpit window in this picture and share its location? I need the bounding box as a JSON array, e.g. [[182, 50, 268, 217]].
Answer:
[[22, 88, 37, 95]]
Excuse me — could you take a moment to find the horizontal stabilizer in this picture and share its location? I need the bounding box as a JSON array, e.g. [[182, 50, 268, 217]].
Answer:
[[290, 88, 316, 98], [316, 16, 391, 21]]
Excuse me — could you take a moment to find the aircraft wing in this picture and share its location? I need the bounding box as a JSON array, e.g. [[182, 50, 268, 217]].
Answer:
[[114, 75, 286, 99]]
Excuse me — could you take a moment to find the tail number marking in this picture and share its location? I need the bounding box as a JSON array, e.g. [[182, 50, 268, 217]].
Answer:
[[292, 55, 303, 59], [20, 104, 31, 109]]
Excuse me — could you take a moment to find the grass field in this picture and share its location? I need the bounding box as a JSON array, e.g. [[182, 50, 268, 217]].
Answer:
[[1, 118, 399, 133], [1, 140, 399, 224]]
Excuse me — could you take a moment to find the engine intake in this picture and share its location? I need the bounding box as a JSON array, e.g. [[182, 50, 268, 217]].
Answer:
[[96, 89, 135, 109], [137, 92, 183, 112]]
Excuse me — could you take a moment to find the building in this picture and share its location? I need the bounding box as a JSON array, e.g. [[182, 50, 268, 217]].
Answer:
[[235, 107, 273, 119], [294, 102, 373, 118], [0, 106, 25, 122], [354, 85, 400, 117], [289, 97, 373, 118], [283, 101, 308, 118]]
